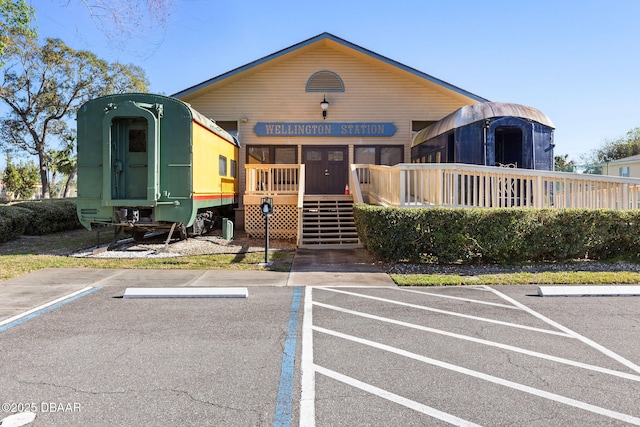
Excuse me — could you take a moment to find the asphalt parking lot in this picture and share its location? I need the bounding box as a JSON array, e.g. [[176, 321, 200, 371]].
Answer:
[[1, 283, 296, 426], [1, 267, 639, 426], [305, 285, 640, 426]]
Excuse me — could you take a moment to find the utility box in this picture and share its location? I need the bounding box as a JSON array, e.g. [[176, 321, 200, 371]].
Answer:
[[222, 218, 233, 240]]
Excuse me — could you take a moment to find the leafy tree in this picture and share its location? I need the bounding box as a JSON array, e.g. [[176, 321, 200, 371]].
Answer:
[[0, 37, 149, 198], [47, 129, 77, 198], [581, 127, 640, 174], [3, 156, 39, 199], [554, 154, 576, 172], [0, 0, 36, 66]]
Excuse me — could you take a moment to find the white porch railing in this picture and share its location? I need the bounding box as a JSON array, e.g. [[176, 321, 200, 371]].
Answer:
[[245, 162, 640, 223], [244, 164, 303, 242], [245, 164, 302, 195], [360, 163, 640, 210]]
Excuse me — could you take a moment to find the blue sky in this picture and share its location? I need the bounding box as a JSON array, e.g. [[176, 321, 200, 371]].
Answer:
[[10, 0, 640, 167]]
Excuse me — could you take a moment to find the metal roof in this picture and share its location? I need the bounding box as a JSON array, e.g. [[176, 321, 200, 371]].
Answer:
[[172, 33, 488, 103], [412, 102, 555, 147], [189, 107, 238, 146]]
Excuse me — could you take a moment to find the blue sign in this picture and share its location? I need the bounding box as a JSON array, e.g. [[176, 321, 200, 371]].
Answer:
[[254, 122, 396, 137]]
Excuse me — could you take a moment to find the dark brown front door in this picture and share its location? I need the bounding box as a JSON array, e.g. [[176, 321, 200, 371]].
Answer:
[[303, 146, 348, 194]]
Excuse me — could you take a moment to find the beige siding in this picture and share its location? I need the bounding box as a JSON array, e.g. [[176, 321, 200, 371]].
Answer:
[[178, 38, 480, 208], [601, 161, 640, 178], [184, 45, 472, 129]]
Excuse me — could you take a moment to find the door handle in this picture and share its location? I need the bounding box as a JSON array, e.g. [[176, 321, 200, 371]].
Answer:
[[324, 169, 329, 176]]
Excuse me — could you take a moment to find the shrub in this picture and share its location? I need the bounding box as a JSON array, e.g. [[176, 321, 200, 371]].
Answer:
[[354, 204, 640, 263], [13, 199, 82, 235], [0, 205, 31, 243], [468, 208, 533, 263]]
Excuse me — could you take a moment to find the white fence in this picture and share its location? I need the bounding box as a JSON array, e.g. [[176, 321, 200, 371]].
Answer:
[[245, 164, 301, 195], [358, 163, 640, 210]]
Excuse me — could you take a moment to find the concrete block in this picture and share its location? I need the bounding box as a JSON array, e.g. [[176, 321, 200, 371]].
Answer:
[[123, 287, 248, 298], [538, 285, 640, 297]]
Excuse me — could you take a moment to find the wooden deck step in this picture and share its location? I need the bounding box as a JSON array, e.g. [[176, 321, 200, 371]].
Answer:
[[300, 196, 361, 248]]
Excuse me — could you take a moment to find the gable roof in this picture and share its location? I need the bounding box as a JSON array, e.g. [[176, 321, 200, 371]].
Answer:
[[597, 153, 640, 166], [172, 32, 489, 102]]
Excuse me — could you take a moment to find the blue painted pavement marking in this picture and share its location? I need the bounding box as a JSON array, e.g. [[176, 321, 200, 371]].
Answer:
[[274, 286, 302, 427], [0, 287, 102, 333]]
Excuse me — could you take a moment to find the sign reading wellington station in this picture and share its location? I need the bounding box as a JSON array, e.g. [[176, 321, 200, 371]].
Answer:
[[254, 122, 396, 137]]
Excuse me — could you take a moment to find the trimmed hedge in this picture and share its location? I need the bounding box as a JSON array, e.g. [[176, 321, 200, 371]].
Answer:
[[0, 199, 82, 242], [0, 205, 32, 243], [353, 204, 640, 263]]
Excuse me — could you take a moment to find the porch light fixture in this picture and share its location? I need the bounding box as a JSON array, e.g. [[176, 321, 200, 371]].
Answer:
[[320, 96, 329, 119]]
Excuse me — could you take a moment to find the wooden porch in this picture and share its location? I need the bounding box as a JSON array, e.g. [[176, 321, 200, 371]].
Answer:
[[244, 164, 359, 248], [356, 163, 640, 209], [244, 163, 640, 247]]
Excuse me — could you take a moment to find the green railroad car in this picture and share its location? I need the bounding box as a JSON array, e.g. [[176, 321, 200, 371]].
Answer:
[[76, 93, 239, 240]]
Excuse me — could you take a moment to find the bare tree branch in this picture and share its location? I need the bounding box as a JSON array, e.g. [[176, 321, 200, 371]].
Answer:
[[72, 0, 175, 54]]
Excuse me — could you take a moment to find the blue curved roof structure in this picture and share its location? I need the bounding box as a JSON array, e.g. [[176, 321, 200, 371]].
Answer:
[[412, 102, 555, 147]]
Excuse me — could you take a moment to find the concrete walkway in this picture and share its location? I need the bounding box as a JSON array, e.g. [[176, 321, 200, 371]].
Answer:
[[0, 248, 395, 323], [288, 248, 396, 287]]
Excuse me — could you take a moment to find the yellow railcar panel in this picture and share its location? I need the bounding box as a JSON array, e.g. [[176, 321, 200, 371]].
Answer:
[[192, 121, 238, 198], [192, 122, 218, 194]]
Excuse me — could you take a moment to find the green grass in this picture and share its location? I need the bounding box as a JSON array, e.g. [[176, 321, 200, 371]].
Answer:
[[391, 271, 640, 286], [2, 228, 640, 286], [0, 228, 293, 281], [0, 252, 293, 281]]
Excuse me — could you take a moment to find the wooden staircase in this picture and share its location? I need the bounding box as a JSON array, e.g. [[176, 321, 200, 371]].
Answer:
[[299, 195, 361, 248]]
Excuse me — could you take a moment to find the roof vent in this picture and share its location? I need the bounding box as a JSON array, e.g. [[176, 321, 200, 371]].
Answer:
[[306, 71, 344, 92]]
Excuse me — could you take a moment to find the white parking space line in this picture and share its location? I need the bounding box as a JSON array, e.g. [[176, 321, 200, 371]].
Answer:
[[314, 364, 484, 427], [314, 326, 640, 426], [398, 288, 520, 310], [300, 287, 316, 427], [0, 411, 36, 427], [485, 286, 640, 375], [319, 287, 572, 337], [0, 286, 96, 329], [313, 301, 640, 382], [305, 286, 640, 425]]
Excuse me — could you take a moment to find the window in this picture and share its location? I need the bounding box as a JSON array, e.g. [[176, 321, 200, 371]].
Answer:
[[219, 155, 227, 176], [275, 147, 296, 164], [230, 159, 237, 178], [355, 146, 402, 185], [247, 146, 297, 164], [328, 150, 344, 162], [305, 150, 322, 162], [306, 70, 344, 92], [355, 147, 375, 164], [447, 133, 455, 162], [620, 166, 630, 177], [248, 146, 270, 164], [355, 146, 403, 166], [381, 147, 402, 165], [128, 129, 147, 152]]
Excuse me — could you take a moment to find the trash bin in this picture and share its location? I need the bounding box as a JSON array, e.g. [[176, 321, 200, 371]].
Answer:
[[222, 218, 233, 240]]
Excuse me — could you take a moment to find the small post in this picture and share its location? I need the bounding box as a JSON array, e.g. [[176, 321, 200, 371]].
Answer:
[[260, 197, 273, 266], [265, 215, 269, 264]]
